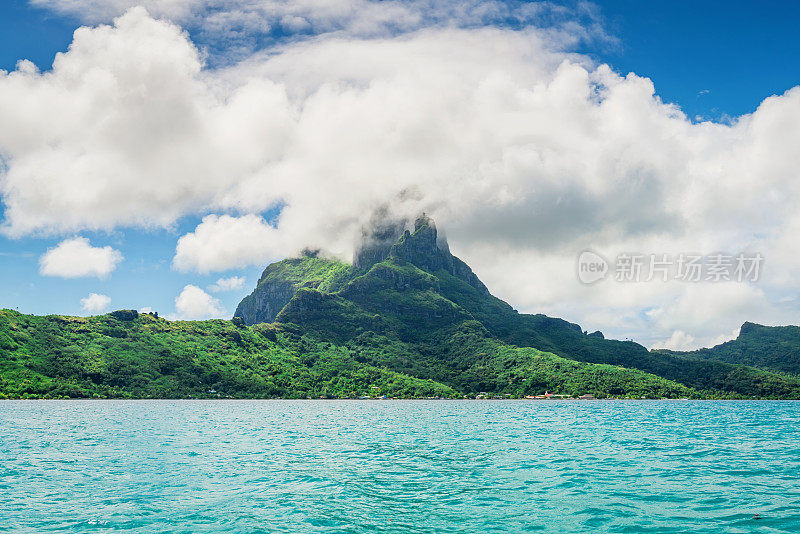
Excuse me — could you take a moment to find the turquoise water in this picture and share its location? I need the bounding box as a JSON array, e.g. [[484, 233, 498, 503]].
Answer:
[[1, 401, 799, 533]]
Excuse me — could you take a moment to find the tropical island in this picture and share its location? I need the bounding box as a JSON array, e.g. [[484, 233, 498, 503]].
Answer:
[[2, 215, 800, 400]]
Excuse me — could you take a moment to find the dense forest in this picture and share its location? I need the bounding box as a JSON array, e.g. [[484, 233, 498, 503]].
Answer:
[[1, 308, 710, 400], [0, 310, 456, 399]]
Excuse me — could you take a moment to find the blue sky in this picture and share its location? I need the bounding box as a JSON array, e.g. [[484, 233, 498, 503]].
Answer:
[[0, 0, 799, 349], [582, 0, 800, 120]]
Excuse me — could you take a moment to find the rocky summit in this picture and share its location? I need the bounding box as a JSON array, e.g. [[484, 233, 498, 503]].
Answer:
[[234, 214, 487, 325]]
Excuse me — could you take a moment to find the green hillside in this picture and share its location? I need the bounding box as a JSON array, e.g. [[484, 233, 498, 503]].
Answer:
[[0, 309, 456, 399], [657, 322, 800, 376], [0, 308, 706, 400]]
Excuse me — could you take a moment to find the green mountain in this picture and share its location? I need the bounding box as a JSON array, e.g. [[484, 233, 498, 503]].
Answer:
[[232, 215, 800, 399], [3, 215, 800, 400], [657, 322, 800, 376]]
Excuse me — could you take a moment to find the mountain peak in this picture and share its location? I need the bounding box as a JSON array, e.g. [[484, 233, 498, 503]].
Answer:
[[390, 217, 444, 267], [237, 213, 490, 325], [414, 212, 433, 232], [353, 211, 450, 271], [739, 321, 764, 336], [389, 215, 488, 295]]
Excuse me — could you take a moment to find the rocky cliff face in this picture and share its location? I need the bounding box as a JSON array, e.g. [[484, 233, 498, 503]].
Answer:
[[390, 214, 489, 295], [234, 279, 300, 325], [233, 255, 353, 324]]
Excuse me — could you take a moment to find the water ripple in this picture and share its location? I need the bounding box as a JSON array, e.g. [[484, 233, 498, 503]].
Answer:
[[0, 400, 799, 533]]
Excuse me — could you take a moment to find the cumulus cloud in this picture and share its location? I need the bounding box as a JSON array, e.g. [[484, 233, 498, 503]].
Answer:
[[0, 8, 294, 235], [208, 276, 246, 292], [171, 284, 225, 320], [172, 214, 286, 273], [39, 237, 123, 278], [80, 292, 111, 313], [2, 4, 800, 348]]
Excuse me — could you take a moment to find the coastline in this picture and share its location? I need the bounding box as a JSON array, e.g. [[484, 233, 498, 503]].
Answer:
[[2, 396, 797, 401]]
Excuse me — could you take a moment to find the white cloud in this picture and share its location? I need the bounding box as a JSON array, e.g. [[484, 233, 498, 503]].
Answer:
[[173, 214, 286, 273], [2, 5, 800, 347], [80, 292, 111, 313], [653, 325, 741, 352], [0, 7, 291, 235], [171, 284, 226, 320], [208, 276, 246, 292], [39, 237, 123, 278], [656, 330, 696, 352], [707, 327, 742, 348]]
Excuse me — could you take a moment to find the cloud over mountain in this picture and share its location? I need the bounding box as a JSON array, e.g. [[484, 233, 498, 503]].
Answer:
[[2, 2, 800, 348]]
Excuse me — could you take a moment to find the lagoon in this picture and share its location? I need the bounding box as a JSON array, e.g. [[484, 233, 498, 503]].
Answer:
[[1, 400, 798, 533]]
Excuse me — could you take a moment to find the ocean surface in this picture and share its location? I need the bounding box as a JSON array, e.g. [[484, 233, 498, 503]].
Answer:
[[1, 400, 798, 533]]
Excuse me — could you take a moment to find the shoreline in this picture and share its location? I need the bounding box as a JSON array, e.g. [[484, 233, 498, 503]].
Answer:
[[2, 397, 798, 402]]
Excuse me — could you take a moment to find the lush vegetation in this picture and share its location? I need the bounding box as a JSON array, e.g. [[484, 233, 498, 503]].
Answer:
[[658, 322, 800, 376], [1, 308, 706, 400], [4, 216, 800, 400], [0, 310, 456, 399], [257, 254, 356, 294]]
